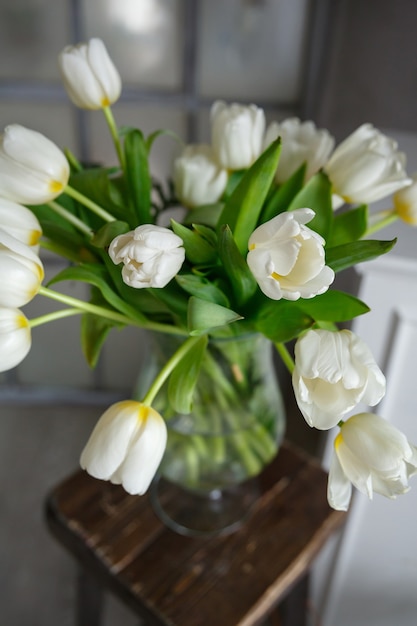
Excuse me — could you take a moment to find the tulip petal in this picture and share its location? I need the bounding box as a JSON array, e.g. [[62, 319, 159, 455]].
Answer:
[[327, 452, 352, 511]]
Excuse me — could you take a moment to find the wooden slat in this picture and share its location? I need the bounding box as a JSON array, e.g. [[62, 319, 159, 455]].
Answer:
[[45, 441, 346, 626]]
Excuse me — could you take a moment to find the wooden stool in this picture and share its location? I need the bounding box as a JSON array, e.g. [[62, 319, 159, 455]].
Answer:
[[44, 441, 346, 626]]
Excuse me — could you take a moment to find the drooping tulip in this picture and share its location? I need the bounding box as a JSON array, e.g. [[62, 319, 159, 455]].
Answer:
[[210, 100, 265, 170], [109, 224, 185, 289], [325, 124, 411, 206], [0, 124, 69, 204], [80, 400, 167, 495], [58, 38, 122, 110], [292, 329, 386, 430], [0, 198, 42, 246], [0, 229, 44, 308], [173, 144, 228, 208], [0, 307, 31, 372], [263, 118, 335, 183], [247, 208, 334, 301], [328, 413, 417, 511]]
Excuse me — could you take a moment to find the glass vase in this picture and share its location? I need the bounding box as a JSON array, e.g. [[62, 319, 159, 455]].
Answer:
[[135, 331, 286, 536]]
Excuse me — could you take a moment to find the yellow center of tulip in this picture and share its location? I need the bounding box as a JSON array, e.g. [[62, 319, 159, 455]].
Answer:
[[29, 229, 42, 246], [334, 431, 344, 450], [49, 179, 64, 195], [16, 314, 29, 329]]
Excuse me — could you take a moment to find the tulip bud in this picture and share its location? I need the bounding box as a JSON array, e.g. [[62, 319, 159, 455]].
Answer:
[[263, 118, 335, 183], [58, 38, 122, 110], [292, 329, 386, 430], [325, 123, 411, 205], [393, 173, 417, 225], [0, 229, 44, 308], [247, 208, 334, 301], [0, 307, 31, 372], [173, 144, 228, 208], [109, 224, 185, 289], [211, 100, 265, 170], [328, 413, 417, 511], [0, 124, 69, 204], [80, 400, 167, 495], [0, 198, 42, 246]]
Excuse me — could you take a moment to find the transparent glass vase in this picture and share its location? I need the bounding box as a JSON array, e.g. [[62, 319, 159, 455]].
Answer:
[[135, 331, 286, 536]]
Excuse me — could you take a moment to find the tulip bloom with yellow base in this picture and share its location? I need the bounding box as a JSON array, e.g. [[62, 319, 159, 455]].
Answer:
[[80, 401, 167, 495], [328, 413, 417, 511], [0, 307, 31, 372]]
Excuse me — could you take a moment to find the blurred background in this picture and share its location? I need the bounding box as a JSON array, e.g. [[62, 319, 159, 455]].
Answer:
[[1, 1, 417, 625]]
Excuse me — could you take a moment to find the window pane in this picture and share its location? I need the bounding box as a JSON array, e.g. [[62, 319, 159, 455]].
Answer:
[[0, 0, 71, 80], [197, 0, 310, 103], [0, 102, 77, 152], [81, 0, 184, 89]]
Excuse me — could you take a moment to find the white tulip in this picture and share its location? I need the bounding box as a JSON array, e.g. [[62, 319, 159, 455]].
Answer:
[[0, 124, 69, 204], [80, 400, 167, 495], [247, 208, 334, 301], [328, 413, 417, 511], [0, 229, 44, 308], [393, 172, 417, 225], [0, 307, 31, 372], [109, 224, 185, 289], [263, 118, 335, 183], [58, 38, 122, 110], [173, 144, 228, 208], [292, 329, 386, 430], [211, 100, 265, 170], [325, 123, 411, 206], [0, 198, 42, 246]]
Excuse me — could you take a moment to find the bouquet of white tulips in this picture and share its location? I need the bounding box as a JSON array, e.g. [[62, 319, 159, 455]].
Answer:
[[1, 37, 417, 511]]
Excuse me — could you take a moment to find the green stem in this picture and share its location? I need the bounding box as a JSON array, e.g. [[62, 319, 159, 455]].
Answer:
[[363, 209, 398, 237], [47, 201, 93, 237], [102, 105, 125, 170], [275, 342, 295, 375], [64, 184, 116, 223], [141, 336, 201, 406], [38, 286, 188, 336], [29, 308, 82, 328]]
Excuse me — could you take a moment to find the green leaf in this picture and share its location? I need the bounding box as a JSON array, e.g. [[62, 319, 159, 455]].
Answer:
[[91, 220, 130, 248], [168, 335, 208, 414], [218, 138, 282, 254], [218, 225, 258, 307], [81, 288, 123, 367], [182, 203, 224, 228], [124, 129, 152, 226], [326, 238, 397, 273], [328, 205, 368, 247], [176, 274, 229, 307], [288, 171, 333, 240], [191, 223, 218, 248], [70, 168, 126, 224], [260, 163, 306, 223], [297, 290, 370, 322], [254, 299, 314, 343], [188, 297, 243, 335], [47, 264, 148, 324], [171, 220, 217, 265]]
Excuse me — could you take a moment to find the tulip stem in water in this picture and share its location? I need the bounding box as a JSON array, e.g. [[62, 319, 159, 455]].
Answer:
[[47, 201, 94, 237], [141, 336, 201, 407], [64, 185, 116, 223], [103, 105, 126, 170], [274, 341, 295, 375]]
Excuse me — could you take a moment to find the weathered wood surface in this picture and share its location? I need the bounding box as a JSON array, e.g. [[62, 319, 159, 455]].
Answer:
[[45, 441, 346, 626]]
